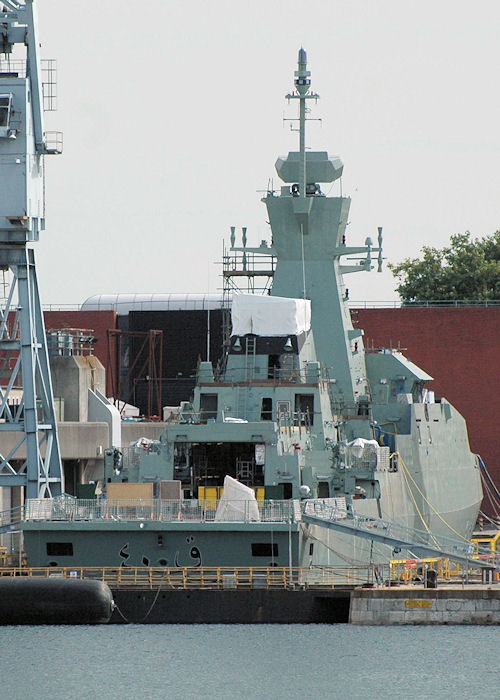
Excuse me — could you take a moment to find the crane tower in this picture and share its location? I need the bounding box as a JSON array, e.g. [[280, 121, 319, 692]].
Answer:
[[0, 0, 64, 497]]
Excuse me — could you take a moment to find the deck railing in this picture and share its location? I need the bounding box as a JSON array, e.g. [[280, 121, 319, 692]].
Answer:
[[25, 497, 299, 524]]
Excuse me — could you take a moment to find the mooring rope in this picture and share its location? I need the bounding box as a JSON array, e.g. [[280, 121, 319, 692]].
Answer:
[[111, 585, 163, 624]]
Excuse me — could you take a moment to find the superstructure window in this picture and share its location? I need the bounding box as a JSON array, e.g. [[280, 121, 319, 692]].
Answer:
[[279, 482, 293, 499], [268, 354, 281, 379], [0, 94, 12, 128], [295, 393, 314, 425], [251, 543, 278, 557], [46, 542, 73, 556], [200, 393, 217, 422], [318, 481, 330, 498], [261, 397, 273, 420]]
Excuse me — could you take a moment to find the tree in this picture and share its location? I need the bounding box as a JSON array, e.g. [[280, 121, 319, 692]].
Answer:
[[389, 231, 500, 303]]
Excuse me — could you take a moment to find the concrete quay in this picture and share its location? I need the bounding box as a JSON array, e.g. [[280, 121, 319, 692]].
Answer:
[[349, 584, 500, 625]]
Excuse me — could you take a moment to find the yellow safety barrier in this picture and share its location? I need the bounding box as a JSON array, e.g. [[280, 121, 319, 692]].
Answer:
[[389, 556, 496, 583], [198, 486, 265, 503], [0, 565, 381, 590], [471, 531, 500, 556]]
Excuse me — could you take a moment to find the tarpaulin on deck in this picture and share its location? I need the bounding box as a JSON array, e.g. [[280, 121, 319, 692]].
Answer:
[[231, 293, 311, 337]]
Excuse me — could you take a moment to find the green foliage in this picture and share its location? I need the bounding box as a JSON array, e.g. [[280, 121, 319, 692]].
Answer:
[[389, 231, 500, 303]]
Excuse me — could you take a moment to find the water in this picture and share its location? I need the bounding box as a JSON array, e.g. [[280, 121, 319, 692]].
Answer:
[[0, 624, 497, 699]]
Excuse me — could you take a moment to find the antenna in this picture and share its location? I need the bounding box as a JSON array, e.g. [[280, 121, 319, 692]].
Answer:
[[284, 48, 320, 199], [377, 227, 383, 272]]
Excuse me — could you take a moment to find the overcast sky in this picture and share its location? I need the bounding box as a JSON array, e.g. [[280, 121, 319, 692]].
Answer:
[[31, 0, 500, 305]]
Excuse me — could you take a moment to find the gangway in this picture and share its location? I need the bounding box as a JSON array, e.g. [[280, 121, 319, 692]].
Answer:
[[302, 501, 498, 571]]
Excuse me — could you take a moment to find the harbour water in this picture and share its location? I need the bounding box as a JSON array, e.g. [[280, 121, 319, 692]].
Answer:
[[0, 624, 497, 699]]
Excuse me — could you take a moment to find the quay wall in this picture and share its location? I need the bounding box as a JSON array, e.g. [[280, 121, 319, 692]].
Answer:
[[349, 586, 500, 625]]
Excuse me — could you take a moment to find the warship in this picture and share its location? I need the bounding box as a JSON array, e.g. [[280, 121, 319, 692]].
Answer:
[[21, 50, 483, 569]]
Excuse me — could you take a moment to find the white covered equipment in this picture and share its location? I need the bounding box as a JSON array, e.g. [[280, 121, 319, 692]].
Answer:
[[231, 293, 311, 337], [214, 475, 261, 522]]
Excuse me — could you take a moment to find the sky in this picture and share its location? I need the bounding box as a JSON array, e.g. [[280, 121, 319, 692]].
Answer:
[[28, 0, 500, 305]]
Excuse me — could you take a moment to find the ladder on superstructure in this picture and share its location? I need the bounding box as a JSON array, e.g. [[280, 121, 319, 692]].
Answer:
[[244, 336, 256, 381]]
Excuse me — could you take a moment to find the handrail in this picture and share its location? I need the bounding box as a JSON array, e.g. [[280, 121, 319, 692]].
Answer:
[[0, 505, 24, 533], [0, 565, 380, 589], [1, 562, 495, 586], [302, 501, 498, 568], [349, 300, 500, 309]]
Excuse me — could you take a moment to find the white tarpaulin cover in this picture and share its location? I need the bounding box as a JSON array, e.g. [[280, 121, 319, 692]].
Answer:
[[231, 293, 311, 337], [214, 475, 261, 522], [346, 438, 379, 458]]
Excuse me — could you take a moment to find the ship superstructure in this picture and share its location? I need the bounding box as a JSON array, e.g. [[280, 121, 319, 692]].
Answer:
[[20, 50, 483, 570]]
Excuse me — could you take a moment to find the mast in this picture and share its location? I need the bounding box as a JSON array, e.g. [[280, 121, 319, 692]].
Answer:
[[296, 48, 309, 205], [263, 49, 383, 409]]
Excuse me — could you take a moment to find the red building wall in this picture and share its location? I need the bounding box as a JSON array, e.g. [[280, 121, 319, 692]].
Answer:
[[44, 310, 117, 397], [354, 307, 500, 502]]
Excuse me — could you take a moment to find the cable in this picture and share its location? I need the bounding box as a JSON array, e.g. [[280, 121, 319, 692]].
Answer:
[[481, 479, 500, 520], [140, 585, 162, 622], [479, 510, 500, 529], [479, 472, 500, 514], [303, 525, 371, 567], [112, 602, 130, 624], [398, 462, 440, 548], [394, 451, 471, 543], [300, 224, 307, 300], [111, 585, 162, 624], [478, 456, 500, 501], [480, 470, 500, 511]]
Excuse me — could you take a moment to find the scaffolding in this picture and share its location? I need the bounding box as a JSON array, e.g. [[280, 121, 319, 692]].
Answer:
[[221, 226, 276, 350]]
